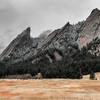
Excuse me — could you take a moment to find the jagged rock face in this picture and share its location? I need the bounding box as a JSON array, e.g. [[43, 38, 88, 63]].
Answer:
[[31, 22, 83, 63], [37, 22, 83, 57], [35, 8, 100, 60], [0, 27, 46, 64], [48, 22, 83, 55], [78, 8, 100, 48], [37, 8, 100, 55]]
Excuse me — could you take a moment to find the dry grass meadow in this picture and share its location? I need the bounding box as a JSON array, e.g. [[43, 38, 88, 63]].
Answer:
[[0, 73, 100, 100]]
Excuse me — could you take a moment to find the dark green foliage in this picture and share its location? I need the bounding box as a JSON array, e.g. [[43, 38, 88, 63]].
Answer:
[[0, 37, 100, 79]]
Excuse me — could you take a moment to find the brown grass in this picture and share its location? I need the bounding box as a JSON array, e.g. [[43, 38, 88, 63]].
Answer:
[[0, 73, 100, 100]]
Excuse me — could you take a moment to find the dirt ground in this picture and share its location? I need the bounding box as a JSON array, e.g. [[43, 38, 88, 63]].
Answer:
[[0, 73, 100, 100]]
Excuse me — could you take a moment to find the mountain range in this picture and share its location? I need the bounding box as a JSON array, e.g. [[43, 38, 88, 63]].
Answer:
[[0, 8, 100, 64]]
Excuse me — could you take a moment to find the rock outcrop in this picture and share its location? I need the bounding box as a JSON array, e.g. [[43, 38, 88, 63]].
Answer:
[[0, 27, 33, 63], [0, 27, 48, 64], [36, 8, 100, 58], [1, 8, 100, 64], [36, 22, 83, 57], [78, 8, 100, 48]]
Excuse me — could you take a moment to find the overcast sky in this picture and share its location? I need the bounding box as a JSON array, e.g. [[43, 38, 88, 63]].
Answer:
[[0, 0, 100, 51]]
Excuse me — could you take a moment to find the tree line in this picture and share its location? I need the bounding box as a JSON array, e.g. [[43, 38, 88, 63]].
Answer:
[[0, 37, 100, 79]]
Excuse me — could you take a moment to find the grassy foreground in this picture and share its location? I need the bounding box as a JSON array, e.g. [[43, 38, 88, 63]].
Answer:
[[0, 73, 100, 100]]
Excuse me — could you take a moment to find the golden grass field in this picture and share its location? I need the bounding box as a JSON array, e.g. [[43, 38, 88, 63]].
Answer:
[[0, 73, 100, 100]]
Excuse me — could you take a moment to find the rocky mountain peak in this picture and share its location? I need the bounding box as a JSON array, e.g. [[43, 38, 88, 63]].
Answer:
[[0, 27, 32, 62], [78, 8, 100, 48], [0, 27, 51, 63], [17, 27, 31, 40], [91, 8, 100, 15], [86, 8, 100, 22]]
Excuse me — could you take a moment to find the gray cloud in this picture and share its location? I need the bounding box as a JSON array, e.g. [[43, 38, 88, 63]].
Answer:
[[0, 0, 18, 28], [0, 0, 99, 52]]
